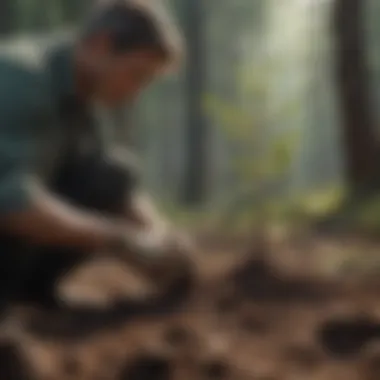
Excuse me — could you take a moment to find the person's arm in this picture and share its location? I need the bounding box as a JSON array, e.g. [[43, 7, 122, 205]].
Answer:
[[0, 78, 139, 252], [125, 191, 169, 233], [124, 191, 196, 286], [126, 191, 194, 251], [0, 177, 131, 250]]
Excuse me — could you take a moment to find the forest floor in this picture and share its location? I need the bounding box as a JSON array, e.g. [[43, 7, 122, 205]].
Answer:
[[2, 231, 380, 380]]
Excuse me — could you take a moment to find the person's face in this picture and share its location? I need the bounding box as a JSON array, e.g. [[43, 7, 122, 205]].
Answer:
[[80, 34, 167, 106]]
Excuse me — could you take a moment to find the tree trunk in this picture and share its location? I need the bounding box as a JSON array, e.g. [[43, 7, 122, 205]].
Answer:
[[181, 0, 208, 205], [61, 0, 89, 24], [332, 0, 379, 192], [0, 0, 14, 35]]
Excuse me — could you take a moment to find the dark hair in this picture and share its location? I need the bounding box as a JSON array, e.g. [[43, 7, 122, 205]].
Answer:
[[83, 1, 182, 62]]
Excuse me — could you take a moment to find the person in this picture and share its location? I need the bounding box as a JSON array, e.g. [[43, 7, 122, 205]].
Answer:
[[0, 0, 193, 312]]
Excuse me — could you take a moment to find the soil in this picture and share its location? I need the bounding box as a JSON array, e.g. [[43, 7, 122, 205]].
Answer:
[[1, 234, 380, 380]]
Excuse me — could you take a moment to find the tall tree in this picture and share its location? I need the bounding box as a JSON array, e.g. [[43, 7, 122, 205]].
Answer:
[[180, 0, 208, 205], [0, 0, 14, 35], [333, 0, 379, 193]]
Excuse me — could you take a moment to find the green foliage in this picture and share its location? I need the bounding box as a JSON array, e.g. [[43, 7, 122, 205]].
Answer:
[[353, 196, 380, 230], [295, 185, 346, 217], [203, 95, 255, 140], [204, 90, 301, 186]]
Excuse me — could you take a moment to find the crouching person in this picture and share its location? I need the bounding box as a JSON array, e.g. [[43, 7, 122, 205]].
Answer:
[[0, 0, 193, 312]]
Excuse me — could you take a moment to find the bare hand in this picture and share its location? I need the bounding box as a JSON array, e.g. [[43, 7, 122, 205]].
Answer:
[[129, 229, 196, 287]]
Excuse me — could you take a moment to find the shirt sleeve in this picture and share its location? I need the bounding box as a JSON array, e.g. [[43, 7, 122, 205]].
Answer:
[[0, 77, 42, 215]]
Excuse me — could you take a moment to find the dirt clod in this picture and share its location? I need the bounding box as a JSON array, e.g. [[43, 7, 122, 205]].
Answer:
[[0, 342, 33, 380], [119, 354, 171, 380], [200, 359, 229, 379]]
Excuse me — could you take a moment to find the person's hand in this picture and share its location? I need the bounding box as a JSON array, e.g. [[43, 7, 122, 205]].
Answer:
[[127, 228, 196, 287]]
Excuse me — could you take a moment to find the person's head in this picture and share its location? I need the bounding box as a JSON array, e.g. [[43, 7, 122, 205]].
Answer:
[[75, 0, 183, 106]]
